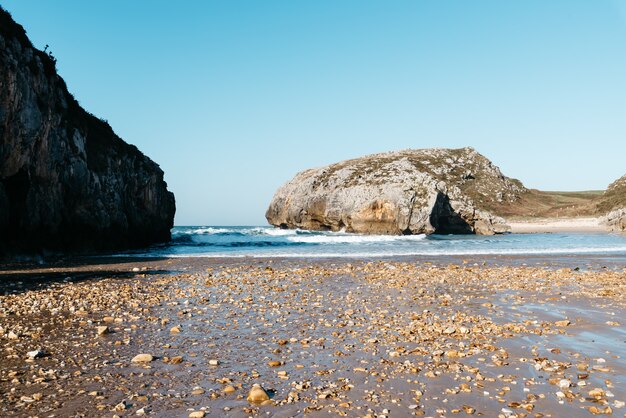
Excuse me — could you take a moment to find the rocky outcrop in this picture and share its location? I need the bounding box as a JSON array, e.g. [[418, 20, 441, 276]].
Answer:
[[266, 147, 525, 235], [601, 208, 626, 232], [599, 173, 626, 231], [0, 8, 175, 254]]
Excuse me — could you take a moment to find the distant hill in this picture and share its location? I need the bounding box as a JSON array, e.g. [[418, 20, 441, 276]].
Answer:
[[596, 173, 626, 214]]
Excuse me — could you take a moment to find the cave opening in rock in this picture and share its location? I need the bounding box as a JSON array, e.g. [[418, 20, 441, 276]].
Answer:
[[430, 192, 473, 234]]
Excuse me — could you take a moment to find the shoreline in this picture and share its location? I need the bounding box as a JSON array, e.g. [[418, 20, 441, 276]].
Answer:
[[1, 257, 625, 417], [507, 216, 608, 233]]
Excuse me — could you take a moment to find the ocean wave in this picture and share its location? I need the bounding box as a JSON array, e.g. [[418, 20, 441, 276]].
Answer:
[[173, 227, 236, 235], [157, 245, 626, 258], [171, 240, 307, 248], [286, 234, 427, 244], [247, 227, 303, 236], [173, 226, 311, 237]]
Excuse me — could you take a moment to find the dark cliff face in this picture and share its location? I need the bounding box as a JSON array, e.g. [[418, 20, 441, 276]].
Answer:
[[0, 8, 175, 253]]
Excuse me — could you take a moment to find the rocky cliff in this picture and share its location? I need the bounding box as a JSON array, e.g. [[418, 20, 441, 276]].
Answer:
[[599, 173, 626, 231], [0, 8, 175, 253], [266, 147, 525, 235]]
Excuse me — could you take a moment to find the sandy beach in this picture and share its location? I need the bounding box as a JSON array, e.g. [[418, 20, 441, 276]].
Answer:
[[1, 256, 624, 417], [508, 217, 608, 234]]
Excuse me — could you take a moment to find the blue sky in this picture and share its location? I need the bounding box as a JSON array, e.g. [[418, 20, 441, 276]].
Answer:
[[3, 1, 626, 225]]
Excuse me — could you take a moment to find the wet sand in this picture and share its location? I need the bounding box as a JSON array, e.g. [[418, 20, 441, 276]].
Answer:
[[1, 256, 625, 417]]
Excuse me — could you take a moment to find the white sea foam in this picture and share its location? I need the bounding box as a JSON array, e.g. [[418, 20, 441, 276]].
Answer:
[[287, 234, 427, 244], [248, 227, 301, 236], [160, 245, 626, 258], [174, 226, 306, 236], [174, 227, 235, 235]]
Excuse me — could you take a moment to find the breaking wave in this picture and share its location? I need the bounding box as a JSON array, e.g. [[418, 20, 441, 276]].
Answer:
[[120, 225, 626, 259]]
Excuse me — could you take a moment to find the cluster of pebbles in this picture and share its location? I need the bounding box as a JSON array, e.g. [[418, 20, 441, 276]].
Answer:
[[0, 258, 624, 417]]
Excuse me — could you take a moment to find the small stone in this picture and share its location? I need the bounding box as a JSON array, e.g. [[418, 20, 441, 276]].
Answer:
[[189, 411, 205, 418], [443, 326, 456, 334], [8, 331, 18, 340], [170, 326, 181, 333], [26, 349, 45, 359], [113, 401, 129, 411], [170, 356, 183, 364], [557, 379, 571, 389], [191, 387, 205, 395], [589, 406, 612, 415], [589, 388, 605, 400], [96, 326, 110, 336], [268, 360, 281, 367], [247, 383, 270, 403], [555, 320, 570, 327], [223, 385, 236, 393], [131, 354, 154, 363], [463, 405, 476, 414], [445, 350, 460, 358], [209, 359, 219, 366]]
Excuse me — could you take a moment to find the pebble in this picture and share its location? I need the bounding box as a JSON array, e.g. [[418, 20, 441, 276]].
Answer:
[[96, 325, 110, 336], [247, 383, 270, 403], [557, 379, 571, 389], [1, 259, 625, 417], [131, 353, 154, 363], [191, 387, 205, 395], [26, 349, 45, 359], [188, 411, 205, 418]]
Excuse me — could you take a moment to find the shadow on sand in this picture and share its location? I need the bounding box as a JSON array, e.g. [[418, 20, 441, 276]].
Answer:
[[0, 256, 173, 294]]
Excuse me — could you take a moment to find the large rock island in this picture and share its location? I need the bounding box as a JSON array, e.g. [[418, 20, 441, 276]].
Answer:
[[266, 147, 525, 235], [0, 8, 175, 254]]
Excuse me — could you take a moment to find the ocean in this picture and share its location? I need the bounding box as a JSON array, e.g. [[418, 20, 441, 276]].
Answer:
[[121, 226, 626, 260]]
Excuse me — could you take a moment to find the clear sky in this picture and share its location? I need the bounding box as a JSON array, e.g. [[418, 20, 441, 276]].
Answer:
[[2, 1, 626, 225]]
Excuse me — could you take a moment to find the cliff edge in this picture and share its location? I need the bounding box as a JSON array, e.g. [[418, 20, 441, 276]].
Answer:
[[266, 147, 525, 235], [0, 8, 175, 253]]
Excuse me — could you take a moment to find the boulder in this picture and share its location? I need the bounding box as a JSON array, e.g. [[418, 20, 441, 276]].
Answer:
[[266, 147, 523, 235], [596, 173, 626, 231], [601, 207, 626, 232], [0, 8, 175, 254]]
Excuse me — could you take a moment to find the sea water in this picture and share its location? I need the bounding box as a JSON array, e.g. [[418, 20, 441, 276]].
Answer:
[[126, 226, 626, 259]]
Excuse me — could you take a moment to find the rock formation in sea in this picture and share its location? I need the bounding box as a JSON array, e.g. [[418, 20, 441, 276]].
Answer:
[[266, 147, 526, 235], [599, 173, 626, 231], [0, 7, 175, 253]]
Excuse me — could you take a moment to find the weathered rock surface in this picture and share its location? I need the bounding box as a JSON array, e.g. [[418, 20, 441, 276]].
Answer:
[[598, 173, 626, 231], [0, 8, 175, 253], [601, 207, 626, 232], [266, 147, 525, 235]]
